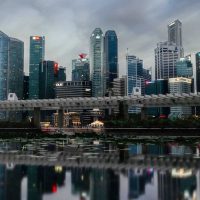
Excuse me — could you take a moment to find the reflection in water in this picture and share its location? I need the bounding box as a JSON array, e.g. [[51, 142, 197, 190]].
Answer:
[[0, 165, 198, 200], [0, 138, 199, 199]]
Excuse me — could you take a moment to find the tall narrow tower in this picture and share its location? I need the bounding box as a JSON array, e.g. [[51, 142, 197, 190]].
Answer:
[[90, 28, 104, 97], [104, 30, 118, 91], [168, 19, 182, 46], [168, 19, 184, 57], [29, 36, 45, 99]]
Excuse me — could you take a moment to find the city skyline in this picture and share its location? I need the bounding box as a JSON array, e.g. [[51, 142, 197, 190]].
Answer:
[[0, 0, 200, 78]]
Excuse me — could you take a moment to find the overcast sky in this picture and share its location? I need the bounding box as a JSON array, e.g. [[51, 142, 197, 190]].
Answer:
[[1, 0, 200, 79]]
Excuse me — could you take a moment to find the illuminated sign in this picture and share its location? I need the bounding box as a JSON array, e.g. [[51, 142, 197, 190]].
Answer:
[[56, 83, 63, 87], [54, 62, 59, 75], [32, 36, 41, 40]]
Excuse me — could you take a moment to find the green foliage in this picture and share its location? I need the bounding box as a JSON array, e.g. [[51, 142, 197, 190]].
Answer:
[[104, 115, 200, 128]]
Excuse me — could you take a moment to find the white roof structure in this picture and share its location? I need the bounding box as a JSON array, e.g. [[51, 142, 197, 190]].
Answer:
[[0, 93, 199, 111]]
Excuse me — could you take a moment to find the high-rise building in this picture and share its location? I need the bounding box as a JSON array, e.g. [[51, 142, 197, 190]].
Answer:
[[0, 31, 24, 120], [39, 61, 58, 99], [145, 79, 169, 117], [155, 41, 181, 80], [72, 54, 90, 81], [90, 28, 104, 97], [23, 75, 29, 100], [126, 55, 144, 96], [126, 55, 144, 113], [176, 56, 193, 78], [169, 77, 192, 118], [55, 81, 92, 98], [112, 76, 127, 96], [104, 30, 118, 91], [168, 19, 182, 47], [57, 66, 66, 82], [29, 36, 45, 99], [196, 52, 200, 93], [9, 38, 24, 99]]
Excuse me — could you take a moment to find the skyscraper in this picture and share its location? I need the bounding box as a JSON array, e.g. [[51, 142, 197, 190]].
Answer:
[[176, 56, 193, 78], [126, 54, 144, 113], [72, 54, 90, 81], [126, 55, 143, 96], [90, 28, 104, 97], [39, 61, 58, 99], [0, 31, 24, 120], [0, 31, 10, 102], [168, 19, 182, 47], [169, 77, 192, 118], [57, 67, 66, 82], [196, 52, 200, 93], [155, 41, 180, 80], [9, 37, 24, 99], [104, 30, 118, 91], [29, 36, 45, 99]]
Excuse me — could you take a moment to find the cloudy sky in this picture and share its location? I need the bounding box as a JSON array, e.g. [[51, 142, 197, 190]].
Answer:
[[1, 0, 200, 79]]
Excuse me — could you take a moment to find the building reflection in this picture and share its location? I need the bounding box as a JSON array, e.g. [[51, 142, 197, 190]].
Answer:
[[128, 168, 154, 199], [158, 169, 196, 200], [27, 165, 66, 199], [90, 169, 119, 200]]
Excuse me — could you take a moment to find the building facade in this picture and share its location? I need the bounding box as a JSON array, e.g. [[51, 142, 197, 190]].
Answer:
[[196, 52, 200, 93], [8, 38, 24, 100], [90, 28, 104, 97], [168, 20, 183, 47], [126, 55, 144, 113], [72, 54, 90, 81], [29, 36, 45, 99], [112, 76, 127, 96], [104, 30, 118, 91], [39, 61, 58, 99], [126, 55, 144, 96], [55, 81, 92, 98], [169, 77, 192, 118], [145, 79, 169, 117], [155, 41, 181, 80], [0, 31, 24, 120], [57, 67, 66, 82], [176, 56, 193, 78]]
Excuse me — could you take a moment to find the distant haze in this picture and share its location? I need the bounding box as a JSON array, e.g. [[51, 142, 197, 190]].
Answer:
[[0, 0, 200, 79]]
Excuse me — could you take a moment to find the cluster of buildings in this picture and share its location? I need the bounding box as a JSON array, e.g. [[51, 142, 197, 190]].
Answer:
[[0, 19, 200, 124]]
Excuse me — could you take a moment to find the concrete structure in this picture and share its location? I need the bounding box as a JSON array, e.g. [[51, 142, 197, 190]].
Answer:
[[168, 20, 183, 48], [112, 76, 127, 96], [29, 36, 45, 99], [55, 81, 92, 98], [0, 93, 200, 127], [104, 30, 118, 91], [169, 77, 192, 118], [90, 28, 104, 97], [155, 41, 181, 80]]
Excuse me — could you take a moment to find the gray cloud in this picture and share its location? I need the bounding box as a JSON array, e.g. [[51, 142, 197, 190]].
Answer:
[[0, 0, 200, 79]]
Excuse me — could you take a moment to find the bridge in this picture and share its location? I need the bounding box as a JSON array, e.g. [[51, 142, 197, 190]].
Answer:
[[2, 93, 200, 127]]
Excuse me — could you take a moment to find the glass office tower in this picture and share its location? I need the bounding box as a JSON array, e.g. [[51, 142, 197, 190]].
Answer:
[[9, 37, 24, 99], [104, 30, 118, 91], [90, 28, 104, 97], [0, 31, 24, 120], [29, 36, 45, 99]]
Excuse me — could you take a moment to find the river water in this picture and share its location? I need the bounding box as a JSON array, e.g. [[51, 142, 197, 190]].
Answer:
[[0, 136, 199, 200]]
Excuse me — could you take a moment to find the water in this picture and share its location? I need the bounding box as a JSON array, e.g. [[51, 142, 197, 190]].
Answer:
[[0, 136, 199, 200]]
